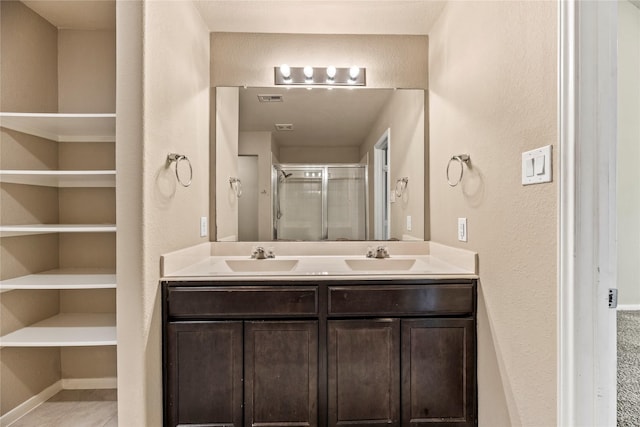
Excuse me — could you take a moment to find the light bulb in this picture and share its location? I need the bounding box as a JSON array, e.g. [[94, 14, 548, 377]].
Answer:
[[326, 65, 337, 80], [280, 64, 291, 80], [303, 66, 314, 81], [349, 66, 360, 81]]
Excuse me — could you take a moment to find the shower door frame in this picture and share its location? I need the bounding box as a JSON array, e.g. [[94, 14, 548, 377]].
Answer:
[[272, 163, 368, 241]]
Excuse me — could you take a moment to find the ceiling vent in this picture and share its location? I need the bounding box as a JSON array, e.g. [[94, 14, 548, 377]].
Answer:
[[275, 124, 294, 131], [258, 94, 283, 102]]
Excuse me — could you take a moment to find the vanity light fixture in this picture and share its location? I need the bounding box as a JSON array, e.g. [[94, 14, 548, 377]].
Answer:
[[274, 65, 366, 86], [303, 65, 314, 83], [279, 64, 292, 82], [349, 66, 360, 83], [326, 65, 337, 82]]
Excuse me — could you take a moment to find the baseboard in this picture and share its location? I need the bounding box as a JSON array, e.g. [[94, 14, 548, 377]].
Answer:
[[0, 380, 62, 427], [618, 304, 640, 311], [62, 377, 117, 390]]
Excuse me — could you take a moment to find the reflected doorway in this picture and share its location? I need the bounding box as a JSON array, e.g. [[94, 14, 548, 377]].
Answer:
[[373, 129, 390, 240]]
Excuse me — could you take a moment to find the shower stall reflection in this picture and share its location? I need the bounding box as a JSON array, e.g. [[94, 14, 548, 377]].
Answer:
[[273, 164, 367, 240]]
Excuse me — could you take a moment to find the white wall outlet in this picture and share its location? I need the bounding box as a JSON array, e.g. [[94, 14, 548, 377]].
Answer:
[[406, 215, 412, 231], [458, 217, 467, 242], [200, 216, 208, 237]]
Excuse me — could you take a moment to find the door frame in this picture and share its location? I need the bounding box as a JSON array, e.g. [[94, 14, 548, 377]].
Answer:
[[373, 129, 391, 240], [558, 1, 617, 425]]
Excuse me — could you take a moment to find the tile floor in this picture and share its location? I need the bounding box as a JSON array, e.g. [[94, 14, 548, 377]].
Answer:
[[10, 389, 117, 427]]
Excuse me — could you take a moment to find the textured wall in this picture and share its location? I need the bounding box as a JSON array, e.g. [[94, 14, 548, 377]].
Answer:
[[362, 89, 425, 240], [215, 86, 240, 241], [617, 0, 640, 307], [429, 2, 557, 426], [210, 33, 428, 89], [239, 131, 274, 241], [116, 1, 211, 424], [58, 29, 116, 113]]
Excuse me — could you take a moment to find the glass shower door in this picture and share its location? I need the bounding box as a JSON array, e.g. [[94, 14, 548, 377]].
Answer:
[[275, 167, 324, 240], [327, 166, 367, 240]]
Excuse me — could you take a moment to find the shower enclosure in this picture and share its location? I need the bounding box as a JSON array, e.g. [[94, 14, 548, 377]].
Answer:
[[273, 164, 368, 240]]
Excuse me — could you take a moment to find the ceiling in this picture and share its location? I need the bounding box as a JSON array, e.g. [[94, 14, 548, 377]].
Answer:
[[21, 0, 115, 30], [239, 87, 396, 147], [22, 1, 446, 35]]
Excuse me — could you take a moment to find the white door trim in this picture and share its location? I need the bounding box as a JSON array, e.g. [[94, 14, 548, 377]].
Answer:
[[558, 1, 618, 425]]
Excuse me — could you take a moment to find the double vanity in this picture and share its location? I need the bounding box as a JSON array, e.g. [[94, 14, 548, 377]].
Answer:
[[161, 241, 478, 427]]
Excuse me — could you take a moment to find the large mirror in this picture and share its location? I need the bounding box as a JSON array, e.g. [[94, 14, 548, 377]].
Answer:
[[215, 86, 425, 242]]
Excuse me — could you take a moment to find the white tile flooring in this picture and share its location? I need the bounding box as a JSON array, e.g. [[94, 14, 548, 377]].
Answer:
[[10, 389, 117, 427]]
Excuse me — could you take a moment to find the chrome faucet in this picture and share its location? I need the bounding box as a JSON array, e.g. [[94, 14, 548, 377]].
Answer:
[[251, 246, 275, 259], [367, 245, 390, 259]]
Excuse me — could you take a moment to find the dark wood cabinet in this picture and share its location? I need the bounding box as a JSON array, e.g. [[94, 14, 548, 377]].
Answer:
[[163, 279, 477, 427], [165, 321, 243, 427], [328, 319, 400, 427], [401, 319, 475, 426], [245, 321, 318, 427]]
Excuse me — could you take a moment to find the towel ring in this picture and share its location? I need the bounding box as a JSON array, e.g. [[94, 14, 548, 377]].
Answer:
[[229, 177, 242, 198], [395, 177, 409, 197], [446, 154, 470, 187], [167, 153, 192, 187]]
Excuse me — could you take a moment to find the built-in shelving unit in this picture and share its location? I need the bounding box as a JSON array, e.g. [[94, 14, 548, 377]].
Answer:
[[0, 170, 116, 187], [0, 313, 117, 347], [0, 112, 115, 142], [0, 268, 116, 292], [0, 111, 117, 346], [0, 3, 118, 422], [0, 224, 116, 237]]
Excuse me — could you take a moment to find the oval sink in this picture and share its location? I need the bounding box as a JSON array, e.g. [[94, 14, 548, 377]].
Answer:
[[345, 258, 417, 271], [225, 259, 299, 272]]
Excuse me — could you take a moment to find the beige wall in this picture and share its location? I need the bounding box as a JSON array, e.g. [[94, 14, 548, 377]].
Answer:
[[0, 1, 57, 113], [362, 89, 425, 240], [279, 146, 360, 164], [210, 33, 428, 89], [0, 2, 61, 416], [239, 131, 274, 240], [617, 0, 640, 307], [116, 1, 210, 424], [429, 2, 557, 426], [215, 86, 240, 241], [58, 29, 116, 113]]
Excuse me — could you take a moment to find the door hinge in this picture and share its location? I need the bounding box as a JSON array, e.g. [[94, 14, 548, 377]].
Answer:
[[608, 288, 618, 309]]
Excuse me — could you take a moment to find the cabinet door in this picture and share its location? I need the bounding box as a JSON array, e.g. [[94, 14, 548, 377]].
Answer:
[[328, 319, 400, 427], [244, 321, 318, 427], [401, 319, 476, 427], [165, 321, 243, 427]]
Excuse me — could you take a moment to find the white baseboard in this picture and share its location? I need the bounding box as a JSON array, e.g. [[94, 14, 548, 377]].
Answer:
[[617, 304, 640, 311], [62, 377, 117, 390], [0, 380, 62, 427], [0, 377, 117, 426]]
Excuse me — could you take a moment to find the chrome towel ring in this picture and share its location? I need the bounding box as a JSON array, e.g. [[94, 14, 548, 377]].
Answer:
[[446, 154, 470, 187], [395, 177, 409, 197], [167, 153, 192, 187], [229, 177, 242, 198]]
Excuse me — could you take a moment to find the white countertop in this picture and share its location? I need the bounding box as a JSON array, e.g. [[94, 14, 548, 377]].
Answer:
[[161, 241, 478, 281]]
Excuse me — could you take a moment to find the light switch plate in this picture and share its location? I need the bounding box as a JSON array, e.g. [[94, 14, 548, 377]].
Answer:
[[458, 218, 467, 242], [200, 217, 208, 237], [522, 145, 552, 185]]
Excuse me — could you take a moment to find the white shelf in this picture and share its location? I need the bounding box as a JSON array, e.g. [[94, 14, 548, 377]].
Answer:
[[0, 313, 116, 347], [0, 224, 116, 237], [0, 112, 115, 142], [0, 170, 116, 187], [0, 268, 116, 292]]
